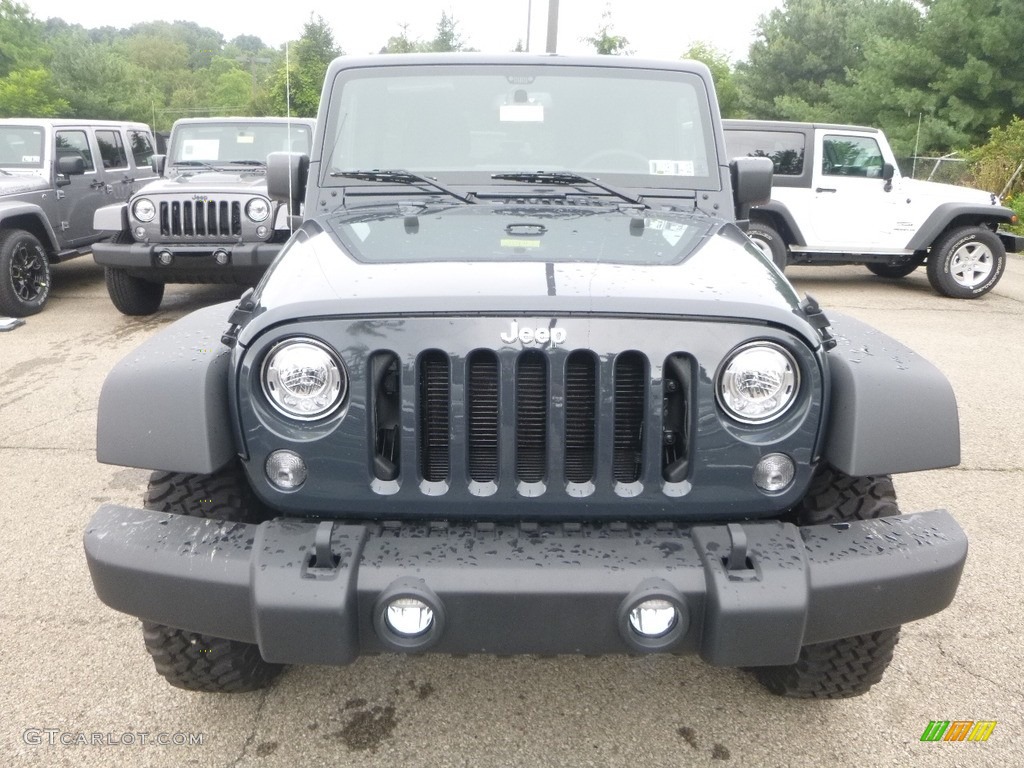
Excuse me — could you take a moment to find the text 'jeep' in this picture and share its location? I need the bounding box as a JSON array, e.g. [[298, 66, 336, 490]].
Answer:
[[92, 117, 314, 315], [84, 55, 967, 699]]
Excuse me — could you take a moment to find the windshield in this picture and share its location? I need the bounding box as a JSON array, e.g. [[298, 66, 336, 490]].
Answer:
[[170, 121, 312, 166], [0, 126, 45, 169], [323, 64, 718, 190]]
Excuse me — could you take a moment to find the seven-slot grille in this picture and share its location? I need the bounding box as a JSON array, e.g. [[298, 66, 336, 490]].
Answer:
[[369, 348, 691, 492], [159, 199, 242, 237]]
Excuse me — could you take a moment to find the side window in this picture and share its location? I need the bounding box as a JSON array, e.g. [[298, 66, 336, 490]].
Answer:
[[96, 130, 129, 170], [128, 130, 155, 167], [725, 130, 805, 176], [55, 130, 95, 172], [822, 135, 884, 178]]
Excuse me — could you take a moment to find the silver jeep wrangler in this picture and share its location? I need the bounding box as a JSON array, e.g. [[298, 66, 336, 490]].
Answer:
[[92, 117, 314, 315], [0, 118, 157, 317]]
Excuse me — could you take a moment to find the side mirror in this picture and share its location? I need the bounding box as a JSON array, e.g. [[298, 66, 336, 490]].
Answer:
[[267, 151, 310, 219], [730, 156, 773, 224], [151, 154, 166, 176], [57, 155, 86, 177], [882, 162, 895, 192]]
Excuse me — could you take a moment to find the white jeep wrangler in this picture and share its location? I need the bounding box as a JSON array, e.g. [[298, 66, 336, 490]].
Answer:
[[724, 119, 1022, 298]]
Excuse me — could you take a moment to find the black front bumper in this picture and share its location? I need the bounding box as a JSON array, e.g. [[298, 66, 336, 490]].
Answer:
[[84, 505, 966, 668], [92, 239, 282, 272]]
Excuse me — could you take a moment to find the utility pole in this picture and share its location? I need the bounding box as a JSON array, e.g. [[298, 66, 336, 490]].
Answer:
[[546, 0, 559, 53]]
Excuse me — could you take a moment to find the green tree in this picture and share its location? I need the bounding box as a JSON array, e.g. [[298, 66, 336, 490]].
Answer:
[[427, 11, 471, 52], [913, 0, 1024, 148], [684, 42, 741, 118], [380, 14, 474, 54], [0, 0, 43, 75], [736, 0, 879, 120], [0, 68, 68, 116], [270, 15, 341, 117], [49, 31, 159, 123], [380, 23, 428, 54], [583, 8, 631, 55]]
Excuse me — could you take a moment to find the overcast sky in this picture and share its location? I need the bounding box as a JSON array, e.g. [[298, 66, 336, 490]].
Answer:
[[22, 0, 782, 62]]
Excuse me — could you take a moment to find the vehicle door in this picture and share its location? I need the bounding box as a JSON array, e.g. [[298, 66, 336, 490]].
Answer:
[[54, 127, 109, 247], [805, 130, 898, 250], [125, 128, 159, 192]]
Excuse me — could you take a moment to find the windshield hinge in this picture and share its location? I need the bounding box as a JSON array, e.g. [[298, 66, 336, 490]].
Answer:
[[799, 293, 836, 351], [221, 288, 256, 348]]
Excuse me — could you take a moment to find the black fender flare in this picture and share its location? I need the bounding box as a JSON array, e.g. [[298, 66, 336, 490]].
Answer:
[[96, 301, 237, 474], [905, 202, 1015, 252], [0, 201, 61, 253], [749, 200, 807, 246], [823, 312, 960, 476]]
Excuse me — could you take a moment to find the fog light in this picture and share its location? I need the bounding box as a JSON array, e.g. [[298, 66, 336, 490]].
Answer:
[[385, 598, 434, 637], [157, 250, 173, 265], [753, 453, 795, 492], [265, 450, 307, 490], [214, 249, 229, 265], [628, 599, 677, 638], [134, 226, 146, 239], [256, 225, 269, 238]]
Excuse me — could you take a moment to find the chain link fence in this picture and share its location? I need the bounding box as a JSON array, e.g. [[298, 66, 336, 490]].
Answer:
[[897, 155, 973, 186]]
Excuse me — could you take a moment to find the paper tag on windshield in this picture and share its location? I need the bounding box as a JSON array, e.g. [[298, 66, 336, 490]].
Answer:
[[181, 140, 220, 160], [650, 159, 695, 176], [500, 104, 544, 122]]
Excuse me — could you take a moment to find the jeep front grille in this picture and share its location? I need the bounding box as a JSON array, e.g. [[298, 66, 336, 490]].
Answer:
[[159, 199, 242, 237], [368, 349, 688, 493]]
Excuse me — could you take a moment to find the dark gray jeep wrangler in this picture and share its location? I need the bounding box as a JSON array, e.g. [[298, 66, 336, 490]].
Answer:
[[84, 54, 967, 698], [92, 117, 314, 315]]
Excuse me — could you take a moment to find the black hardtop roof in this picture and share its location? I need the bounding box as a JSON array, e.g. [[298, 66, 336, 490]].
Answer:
[[723, 119, 881, 135]]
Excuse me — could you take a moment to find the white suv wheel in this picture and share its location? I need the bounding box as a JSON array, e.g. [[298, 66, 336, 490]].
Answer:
[[949, 241, 994, 288]]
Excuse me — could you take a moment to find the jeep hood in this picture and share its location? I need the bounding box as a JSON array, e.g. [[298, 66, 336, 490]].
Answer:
[[141, 171, 269, 195], [901, 177, 999, 206], [239, 203, 814, 346], [0, 174, 48, 197]]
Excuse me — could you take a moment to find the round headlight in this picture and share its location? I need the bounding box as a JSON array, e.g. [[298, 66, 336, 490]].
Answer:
[[246, 198, 270, 222], [132, 198, 156, 222], [262, 339, 346, 420], [717, 342, 799, 423]]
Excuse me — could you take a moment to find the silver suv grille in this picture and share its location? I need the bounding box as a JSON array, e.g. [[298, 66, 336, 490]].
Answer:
[[159, 199, 241, 237]]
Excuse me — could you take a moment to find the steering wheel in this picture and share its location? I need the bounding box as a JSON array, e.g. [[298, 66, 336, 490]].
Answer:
[[577, 149, 649, 172]]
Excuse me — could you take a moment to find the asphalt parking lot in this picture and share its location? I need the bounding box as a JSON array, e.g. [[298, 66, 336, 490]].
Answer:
[[2, 255, 1021, 767]]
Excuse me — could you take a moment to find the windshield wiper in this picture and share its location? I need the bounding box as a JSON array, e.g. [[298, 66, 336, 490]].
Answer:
[[492, 171, 648, 209], [227, 160, 266, 167], [172, 160, 220, 171], [331, 169, 476, 204]]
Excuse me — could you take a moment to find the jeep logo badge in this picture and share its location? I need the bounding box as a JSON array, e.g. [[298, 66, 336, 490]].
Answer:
[[500, 320, 566, 346]]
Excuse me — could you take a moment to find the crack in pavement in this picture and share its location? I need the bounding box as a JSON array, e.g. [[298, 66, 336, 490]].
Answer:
[[227, 686, 272, 768]]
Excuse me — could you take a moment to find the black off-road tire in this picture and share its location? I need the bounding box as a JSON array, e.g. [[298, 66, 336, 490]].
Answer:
[[0, 228, 50, 317], [105, 266, 165, 315], [140, 463, 284, 692], [142, 623, 282, 693], [747, 222, 788, 271], [926, 226, 1006, 299], [866, 257, 923, 279], [752, 466, 901, 699]]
